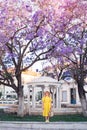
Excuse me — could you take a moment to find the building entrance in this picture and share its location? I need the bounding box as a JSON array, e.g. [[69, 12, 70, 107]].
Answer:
[[70, 88, 76, 104]]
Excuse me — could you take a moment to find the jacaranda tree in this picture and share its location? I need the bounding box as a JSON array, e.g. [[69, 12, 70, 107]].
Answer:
[[37, 0, 87, 116], [0, 0, 53, 116]]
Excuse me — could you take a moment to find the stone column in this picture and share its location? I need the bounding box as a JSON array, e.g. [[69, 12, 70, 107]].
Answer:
[[56, 86, 59, 109], [51, 87, 55, 108], [58, 85, 61, 108], [52, 88, 55, 108], [27, 86, 31, 115], [42, 86, 45, 98], [32, 86, 36, 108]]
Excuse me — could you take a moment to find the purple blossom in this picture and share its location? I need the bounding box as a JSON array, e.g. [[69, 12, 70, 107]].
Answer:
[[26, 32, 35, 40], [31, 0, 36, 2], [37, 27, 45, 37], [0, 33, 9, 43], [33, 13, 38, 24], [76, 48, 83, 55]]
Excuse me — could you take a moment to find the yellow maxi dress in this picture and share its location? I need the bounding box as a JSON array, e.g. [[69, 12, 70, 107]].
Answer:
[[42, 96, 52, 117]]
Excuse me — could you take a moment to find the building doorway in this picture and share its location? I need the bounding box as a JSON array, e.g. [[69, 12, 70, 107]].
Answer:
[[70, 88, 76, 104]]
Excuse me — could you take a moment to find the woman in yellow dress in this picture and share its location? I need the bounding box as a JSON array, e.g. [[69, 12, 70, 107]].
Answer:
[[42, 91, 52, 122]]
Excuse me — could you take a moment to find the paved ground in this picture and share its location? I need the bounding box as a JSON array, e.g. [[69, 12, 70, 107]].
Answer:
[[0, 121, 87, 130]]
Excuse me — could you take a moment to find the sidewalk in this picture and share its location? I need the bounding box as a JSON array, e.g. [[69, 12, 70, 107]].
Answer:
[[0, 121, 87, 130]]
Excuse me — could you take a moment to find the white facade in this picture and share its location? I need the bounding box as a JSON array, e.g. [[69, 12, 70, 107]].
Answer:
[[58, 79, 81, 107]]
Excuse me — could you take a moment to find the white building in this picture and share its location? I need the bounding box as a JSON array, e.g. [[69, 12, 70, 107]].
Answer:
[[57, 78, 81, 107], [27, 76, 82, 108]]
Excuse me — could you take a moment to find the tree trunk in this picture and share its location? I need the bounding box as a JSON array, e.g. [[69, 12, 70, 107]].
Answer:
[[17, 87, 25, 117], [80, 97, 87, 116], [77, 81, 87, 116]]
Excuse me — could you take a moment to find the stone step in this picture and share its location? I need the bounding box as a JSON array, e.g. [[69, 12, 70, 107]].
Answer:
[[0, 122, 87, 130]]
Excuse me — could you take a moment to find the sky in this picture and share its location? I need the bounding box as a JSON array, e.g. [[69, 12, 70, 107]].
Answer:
[[31, 60, 51, 72], [31, 61, 43, 71]]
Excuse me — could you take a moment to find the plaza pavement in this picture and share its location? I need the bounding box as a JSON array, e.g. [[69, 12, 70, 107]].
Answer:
[[0, 121, 87, 130]]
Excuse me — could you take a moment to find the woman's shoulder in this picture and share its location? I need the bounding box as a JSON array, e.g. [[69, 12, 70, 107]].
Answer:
[[42, 96, 45, 101]]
